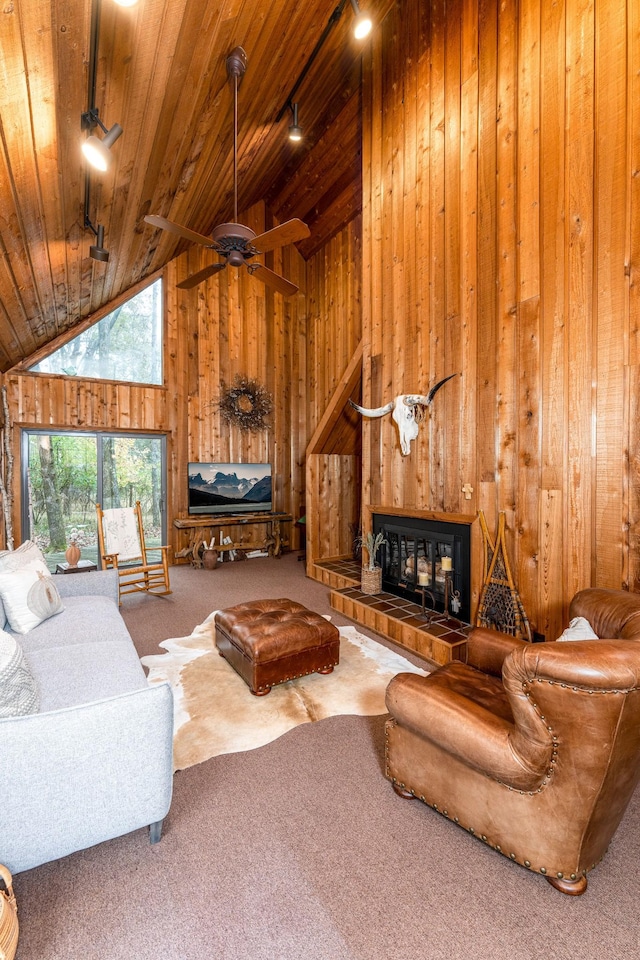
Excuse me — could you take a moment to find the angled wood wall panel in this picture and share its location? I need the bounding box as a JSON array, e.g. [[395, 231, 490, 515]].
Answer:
[[304, 217, 363, 566]]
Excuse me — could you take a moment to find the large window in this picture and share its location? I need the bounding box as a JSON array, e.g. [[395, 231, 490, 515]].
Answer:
[[21, 431, 167, 571], [28, 279, 163, 384]]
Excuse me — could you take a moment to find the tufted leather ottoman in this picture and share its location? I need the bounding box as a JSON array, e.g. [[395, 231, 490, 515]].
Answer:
[[215, 599, 340, 696]]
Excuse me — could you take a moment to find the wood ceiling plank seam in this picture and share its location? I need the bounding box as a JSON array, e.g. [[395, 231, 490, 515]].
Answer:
[[202, 0, 338, 220], [177, 5, 288, 228], [89, 0, 142, 309], [297, 143, 362, 225], [0, 4, 59, 357], [51, 0, 93, 345], [228, 0, 340, 215], [119, 0, 214, 286], [297, 182, 362, 259], [263, 60, 363, 215], [83, 0, 120, 321], [100, 0, 218, 301], [149, 31, 242, 241], [134, 0, 213, 216], [0, 140, 41, 360], [130, 4, 235, 251], [270, 90, 361, 218], [151, 2, 270, 235], [120, 4, 242, 296], [19, 0, 70, 341], [0, 251, 32, 366], [185, 0, 360, 231]]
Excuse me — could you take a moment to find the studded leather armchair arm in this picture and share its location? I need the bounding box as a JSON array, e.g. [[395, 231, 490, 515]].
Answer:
[[465, 626, 527, 676], [386, 667, 552, 792]]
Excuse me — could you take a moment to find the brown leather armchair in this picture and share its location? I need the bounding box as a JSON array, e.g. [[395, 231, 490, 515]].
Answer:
[[385, 588, 640, 895]]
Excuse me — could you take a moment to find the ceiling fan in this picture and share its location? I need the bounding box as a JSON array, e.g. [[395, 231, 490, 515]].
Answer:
[[144, 47, 310, 297]]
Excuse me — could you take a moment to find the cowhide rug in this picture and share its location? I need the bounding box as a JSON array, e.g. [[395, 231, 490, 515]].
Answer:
[[141, 612, 428, 771]]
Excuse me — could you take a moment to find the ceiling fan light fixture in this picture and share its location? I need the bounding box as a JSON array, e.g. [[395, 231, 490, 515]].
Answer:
[[81, 113, 123, 171], [288, 102, 303, 143], [350, 0, 372, 39]]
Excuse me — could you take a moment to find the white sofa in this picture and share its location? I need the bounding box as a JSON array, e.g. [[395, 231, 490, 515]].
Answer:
[[0, 569, 174, 874]]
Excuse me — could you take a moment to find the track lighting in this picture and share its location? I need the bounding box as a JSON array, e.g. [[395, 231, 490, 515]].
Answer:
[[86, 218, 110, 262], [288, 103, 303, 142], [81, 108, 123, 171], [350, 0, 372, 39], [276, 0, 374, 141]]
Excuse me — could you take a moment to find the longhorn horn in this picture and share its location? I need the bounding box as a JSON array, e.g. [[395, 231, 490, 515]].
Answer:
[[349, 399, 395, 418], [403, 373, 458, 407]]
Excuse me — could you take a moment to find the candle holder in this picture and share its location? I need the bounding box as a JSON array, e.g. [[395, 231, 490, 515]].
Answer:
[[417, 586, 436, 623], [443, 568, 461, 617]]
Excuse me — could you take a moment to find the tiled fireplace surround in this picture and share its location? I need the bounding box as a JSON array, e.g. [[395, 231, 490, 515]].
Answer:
[[317, 508, 475, 666]]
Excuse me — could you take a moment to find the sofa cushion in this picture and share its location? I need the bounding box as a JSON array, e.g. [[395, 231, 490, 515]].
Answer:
[[17, 595, 131, 654], [0, 541, 51, 631], [0, 629, 39, 717], [0, 540, 49, 575], [25, 639, 148, 711], [0, 568, 64, 635]]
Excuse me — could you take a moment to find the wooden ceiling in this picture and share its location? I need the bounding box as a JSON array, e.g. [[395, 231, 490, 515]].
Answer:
[[0, 0, 392, 373]]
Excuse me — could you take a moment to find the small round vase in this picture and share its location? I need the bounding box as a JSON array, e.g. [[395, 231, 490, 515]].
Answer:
[[65, 543, 81, 568], [202, 548, 218, 570]]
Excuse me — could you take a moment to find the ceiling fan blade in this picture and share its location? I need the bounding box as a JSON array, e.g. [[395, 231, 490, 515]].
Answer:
[[251, 218, 310, 254], [144, 215, 215, 248], [249, 263, 299, 298], [176, 263, 226, 290]]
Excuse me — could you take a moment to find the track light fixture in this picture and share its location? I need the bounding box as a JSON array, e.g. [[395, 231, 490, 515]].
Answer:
[[85, 217, 110, 262], [276, 0, 373, 141], [288, 103, 303, 142], [81, 108, 123, 171], [349, 0, 372, 39]]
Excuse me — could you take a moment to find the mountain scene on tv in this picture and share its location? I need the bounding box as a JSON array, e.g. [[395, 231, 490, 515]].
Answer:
[[188, 466, 272, 511]]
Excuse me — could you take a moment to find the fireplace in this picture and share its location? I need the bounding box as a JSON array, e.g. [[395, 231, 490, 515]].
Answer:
[[372, 512, 471, 623]]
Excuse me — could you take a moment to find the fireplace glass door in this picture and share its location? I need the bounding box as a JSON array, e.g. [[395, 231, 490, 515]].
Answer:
[[374, 514, 471, 622]]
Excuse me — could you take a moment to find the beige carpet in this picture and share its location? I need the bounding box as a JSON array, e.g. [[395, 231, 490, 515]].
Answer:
[[141, 613, 427, 770]]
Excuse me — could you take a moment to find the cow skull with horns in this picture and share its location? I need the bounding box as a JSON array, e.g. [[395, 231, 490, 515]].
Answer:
[[350, 374, 457, 455]]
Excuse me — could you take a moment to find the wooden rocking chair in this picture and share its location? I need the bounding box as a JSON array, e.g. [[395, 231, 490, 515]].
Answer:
[[96, 501, 171, 604]]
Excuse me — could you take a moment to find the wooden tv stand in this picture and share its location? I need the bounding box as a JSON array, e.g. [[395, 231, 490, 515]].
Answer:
[[174, 512, 292, 568]]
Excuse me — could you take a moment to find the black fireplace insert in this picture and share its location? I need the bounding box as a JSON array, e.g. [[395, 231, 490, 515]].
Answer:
[[373, 513, 471, 623]]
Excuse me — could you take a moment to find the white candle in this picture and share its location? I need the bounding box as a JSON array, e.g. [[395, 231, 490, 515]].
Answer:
[[441, 556, 452, 572], [418, 572, 429, 586]]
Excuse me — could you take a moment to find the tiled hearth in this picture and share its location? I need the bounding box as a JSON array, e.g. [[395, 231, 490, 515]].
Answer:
[[309, 558, 471, 666]]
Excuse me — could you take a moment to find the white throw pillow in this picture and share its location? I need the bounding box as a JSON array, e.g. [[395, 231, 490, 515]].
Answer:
[[0, 568, 64, 635], [0, 540, 50, 576], [0, 628, 39, 716], [556, 616, 599, 642]]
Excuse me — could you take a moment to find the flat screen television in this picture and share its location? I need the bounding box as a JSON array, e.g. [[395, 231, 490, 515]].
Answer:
[[188, 462, 272, 516]]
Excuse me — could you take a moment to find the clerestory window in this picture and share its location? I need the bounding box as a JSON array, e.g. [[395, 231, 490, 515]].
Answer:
[[28, 278, 163, 385]]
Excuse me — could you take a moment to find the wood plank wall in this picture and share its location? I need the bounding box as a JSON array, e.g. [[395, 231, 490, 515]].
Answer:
[[1, 203, 308, 558], [358, 0, 640, 639]]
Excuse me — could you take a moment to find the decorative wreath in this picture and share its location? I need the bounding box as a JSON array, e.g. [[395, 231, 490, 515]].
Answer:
[[218, 375, 273, 432]]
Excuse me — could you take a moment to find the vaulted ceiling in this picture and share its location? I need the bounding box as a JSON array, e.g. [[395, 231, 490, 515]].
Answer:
[[0, 0, 392, 373]]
